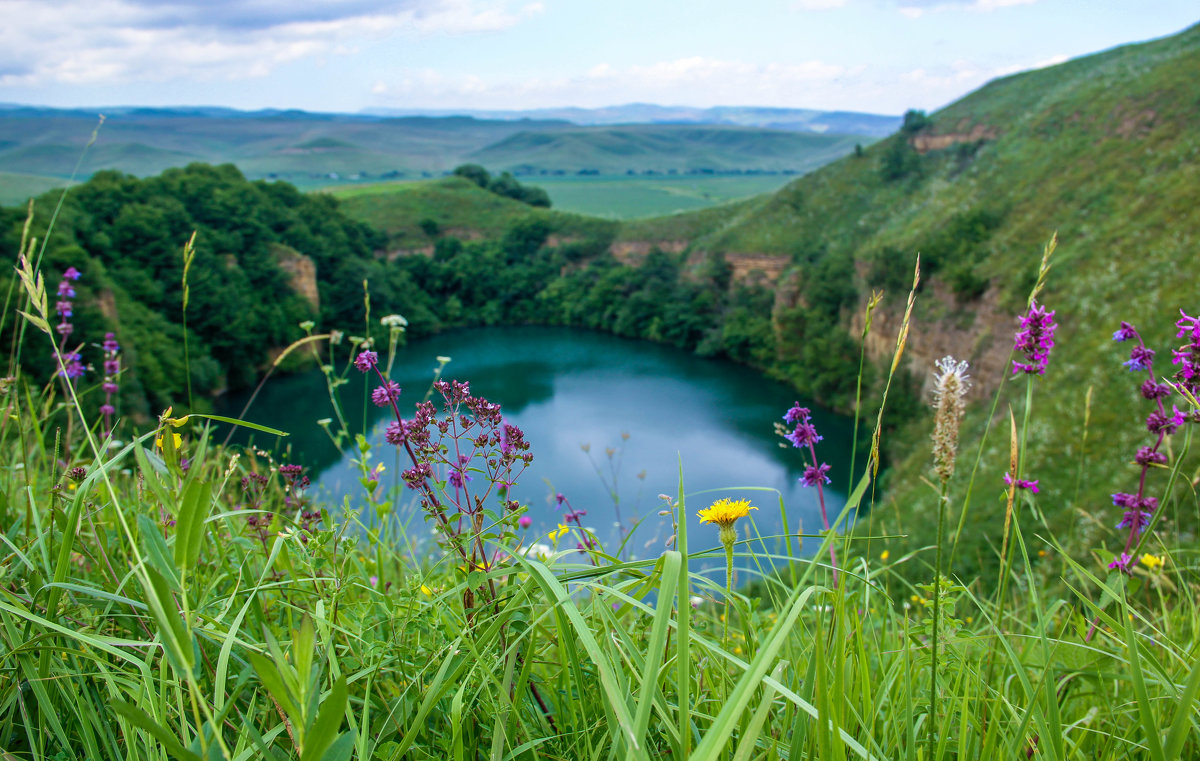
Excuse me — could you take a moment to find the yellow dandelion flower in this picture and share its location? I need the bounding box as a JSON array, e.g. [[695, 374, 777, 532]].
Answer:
[[1140, 554, 1165, 571], [697, 498, 756, 528]]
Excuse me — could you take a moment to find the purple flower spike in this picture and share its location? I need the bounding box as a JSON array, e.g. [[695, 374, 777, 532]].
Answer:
[[783, 403, 811, 425], [1012, 301, 1057, 375], [63, 267, 81, 280], [354, 350, 378, 372]]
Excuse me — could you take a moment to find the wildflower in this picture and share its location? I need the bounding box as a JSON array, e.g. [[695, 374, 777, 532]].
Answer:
[[800, 463, 832, 487], [518, 515, 532, 529], [354, 350, 378, 372], [155, 432, 182, 450], [701, 498, 757, 644], [381, 313, 408, 329], [1140, 554, 1165, 571], [1112, 322, 1138, 342], [1103, 318, 1177, 576], [1012, 301, 1057, 375], [1003, 473, 1039, 493], [99, 332, 120, 437], [880, 549, 890, 561], [931, 356, 970, 484], [779, 402, 837, 584], [1173, 310, 1200, 395], [549, 524, 570, 541], [697, 497, 757, 531], [1108, 553, 1132, 571], [371, 380, 402, 407]]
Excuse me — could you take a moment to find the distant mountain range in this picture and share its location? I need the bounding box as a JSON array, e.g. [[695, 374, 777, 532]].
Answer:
[[361, 103, 902, 136], [0, 102, 893, 204]]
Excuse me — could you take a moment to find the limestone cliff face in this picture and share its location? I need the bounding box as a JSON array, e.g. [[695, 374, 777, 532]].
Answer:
[[271, 243, 320, 311], [911, 122, 997, 154], [849, 280, 1013, 400], [610, 240, 688, 267]]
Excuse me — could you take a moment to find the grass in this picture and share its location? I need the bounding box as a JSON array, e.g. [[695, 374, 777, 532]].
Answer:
[[324, 173, 794, 220], [0, 171, 74, 207], [2, 202, 1199, 758]]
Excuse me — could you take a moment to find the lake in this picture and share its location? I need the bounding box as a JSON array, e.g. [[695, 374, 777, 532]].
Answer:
[[216, 326, 857, 573]]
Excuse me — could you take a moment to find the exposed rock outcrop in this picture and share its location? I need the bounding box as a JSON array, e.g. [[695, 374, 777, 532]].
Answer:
[[271, 244, 320, 310]]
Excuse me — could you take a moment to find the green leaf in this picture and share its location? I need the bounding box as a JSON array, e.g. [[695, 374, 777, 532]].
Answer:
[[174, 479, 213, 574], [249, 650, 301, 727], [318, 733, 355, 761], [301, 676, 348, 761], [187, 413, 289, 436], [111, 700, 203, 761], [141, 566, 193, 675], [138, 513, 179, 589]]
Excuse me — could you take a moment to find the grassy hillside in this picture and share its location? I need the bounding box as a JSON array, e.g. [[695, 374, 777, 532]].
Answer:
[[630, 21, 1200, 579], [333, 176, 618, 250], [328, 172, 793, 220], [469, 124, 866, 174]]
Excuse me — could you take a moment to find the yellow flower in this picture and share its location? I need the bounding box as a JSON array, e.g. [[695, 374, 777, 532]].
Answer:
[[697, 498, 756, 529], [549, 523, 570, 541], [420, 584, 433, 596], [1140, 554, 1165, 571], [880, 550, 890, 561], [155, 432, 182, 450]]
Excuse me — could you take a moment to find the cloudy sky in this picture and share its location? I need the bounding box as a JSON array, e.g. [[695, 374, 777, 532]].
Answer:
[[1, 0, 1196, 115]]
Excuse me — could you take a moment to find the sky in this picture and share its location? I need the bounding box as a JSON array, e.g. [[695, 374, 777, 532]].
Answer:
[[0, 0, 1196, 116]]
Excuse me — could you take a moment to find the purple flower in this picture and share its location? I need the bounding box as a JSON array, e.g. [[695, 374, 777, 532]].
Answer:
[[1003, 473, 1039, 493], [99, 403, 115, 416], [1141, 380, 1171, 400], [1172, 310, 1200, 395], [786, 422, 822, 448], [385, 420, 407, 446], [1112, 322, 1138, 342], [371, 380, 401, 407], [55, 301, 73, 317], [55, 321, 74, 337], [63, 266, 81, 280], [519, 515, 532, 529], [1146, 406, 1185, 435], [354, 350, 378, 372], [1135, 446, 1168, 466], [1012, 302, 1057, 375], [1108, 552, 1132, 572], [104, 358, 120, 374], [800, 463, 831, 487], [783, 403, 811, 425], [1123, 345, 1155, 372], [103, 333, 120, 352], [56, 281, 75, 298]]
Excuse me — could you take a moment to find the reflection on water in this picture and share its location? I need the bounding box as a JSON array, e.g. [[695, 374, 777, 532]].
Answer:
[[216, 326, 858, 572]]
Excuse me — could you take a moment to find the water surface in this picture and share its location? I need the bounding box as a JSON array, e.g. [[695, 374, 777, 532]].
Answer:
[[217, 326, 856, 572]]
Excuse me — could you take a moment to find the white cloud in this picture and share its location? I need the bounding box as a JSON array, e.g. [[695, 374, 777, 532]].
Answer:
[[0, 0, 540, 88]]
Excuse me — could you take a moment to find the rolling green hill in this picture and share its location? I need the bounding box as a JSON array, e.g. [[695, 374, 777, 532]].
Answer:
[[468, 124, 866, 174]]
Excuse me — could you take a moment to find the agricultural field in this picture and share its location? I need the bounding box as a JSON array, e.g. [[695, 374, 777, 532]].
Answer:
[[324, 172, 795, 219]]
